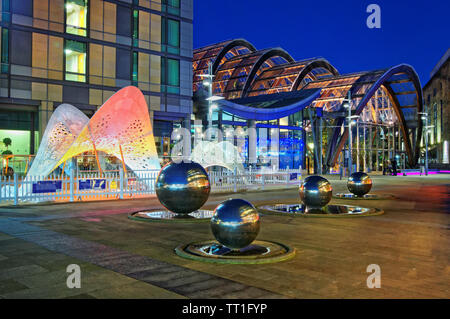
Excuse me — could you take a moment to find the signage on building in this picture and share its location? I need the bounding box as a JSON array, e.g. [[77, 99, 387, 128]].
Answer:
[[78, 179, 106, 191], [32, 181, 62, 194]]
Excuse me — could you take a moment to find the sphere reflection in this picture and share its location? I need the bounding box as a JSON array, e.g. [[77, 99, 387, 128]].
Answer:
[[155, 161, 210, 214], [299, 175, 332, 209], [347, 172, 372, 197], [211, 199, 260, 250]]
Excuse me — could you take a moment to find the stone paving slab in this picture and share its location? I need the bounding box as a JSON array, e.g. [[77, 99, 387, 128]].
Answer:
[[0, 218, 285, 299]]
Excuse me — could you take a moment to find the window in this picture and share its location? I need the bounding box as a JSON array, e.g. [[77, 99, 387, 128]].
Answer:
[[162, 18, 180, 54], [132, 52, 138, 85], [1, 28, 8, 73], [11, 0, 32, 16], [10, 30, 31, 66], [132, 10, 138, 46], [65, 0, 88, 37], [116, 5, 131, 37], [2, 0, 10, 22], [161, 57, 179, 94], [116, 48, 131, 80], [162, 0, 180, 15], [65, 40, 86, 82]]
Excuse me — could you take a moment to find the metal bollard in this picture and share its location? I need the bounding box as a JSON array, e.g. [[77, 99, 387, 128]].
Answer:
[[13, 173, 18, 205]]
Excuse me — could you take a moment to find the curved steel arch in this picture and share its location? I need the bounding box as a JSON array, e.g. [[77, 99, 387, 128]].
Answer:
[[241, 48, 295, 97], [211, 39, 257, 73], [326, 64, 423, 168], [291, 58, 339, 91]]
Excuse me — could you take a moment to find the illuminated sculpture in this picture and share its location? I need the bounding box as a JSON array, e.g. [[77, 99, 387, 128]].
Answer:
[[210, 198, 260, 250], [347, 172, 373, 197], [26, 86, 160, 179], [155, 161, 211, 215], [299, 175, 333, 210], [191, 140, 245, 174], [27, 104, 89, 178]]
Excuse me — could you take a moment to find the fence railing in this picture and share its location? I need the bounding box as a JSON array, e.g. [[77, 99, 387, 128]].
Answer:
[[0, 168, 301, 205]]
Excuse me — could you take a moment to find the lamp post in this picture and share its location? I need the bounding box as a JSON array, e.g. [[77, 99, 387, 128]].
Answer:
[[418, 107, 434, 176], [199, 62, 224, 139], [343, 91, 359, 175]]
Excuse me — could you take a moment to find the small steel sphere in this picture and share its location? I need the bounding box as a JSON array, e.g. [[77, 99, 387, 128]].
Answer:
[[299, 175, 333, 209], [211, 199, 260, 250], [348, 172, 372, 197], [155, 161, 210, 214]]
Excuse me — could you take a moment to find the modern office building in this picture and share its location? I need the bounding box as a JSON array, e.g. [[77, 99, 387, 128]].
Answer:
[[193, 39, 424, 173], [0, 0, 193, 158], [422, 48, 449, 165]]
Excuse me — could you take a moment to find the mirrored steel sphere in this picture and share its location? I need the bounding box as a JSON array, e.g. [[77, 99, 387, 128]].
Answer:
[[299, 175, 333, 209], [155, 161, 210, 214], [211, 199, 260, 250], [348, 172, 372, 197]]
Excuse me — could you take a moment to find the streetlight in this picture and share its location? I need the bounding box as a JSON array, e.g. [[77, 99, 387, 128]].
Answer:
[[418, 108, 432, 176], [342, 91, 359, 175], [199, 63, 224, 130]]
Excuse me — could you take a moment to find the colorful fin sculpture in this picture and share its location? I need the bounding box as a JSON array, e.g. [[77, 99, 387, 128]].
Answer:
[[27, 86, 161, 179], [27, 104, 89, 178]]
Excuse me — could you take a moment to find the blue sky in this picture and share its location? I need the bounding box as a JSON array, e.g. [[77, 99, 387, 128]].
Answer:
[[193, 0, 449, 86]]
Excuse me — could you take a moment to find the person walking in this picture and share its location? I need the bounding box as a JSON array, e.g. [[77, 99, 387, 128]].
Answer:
[[392, 157, 398, 176]]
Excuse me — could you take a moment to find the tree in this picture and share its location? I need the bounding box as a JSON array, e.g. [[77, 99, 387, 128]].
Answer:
[[2, 137, 12, 155], [3, 137, 11, 149]]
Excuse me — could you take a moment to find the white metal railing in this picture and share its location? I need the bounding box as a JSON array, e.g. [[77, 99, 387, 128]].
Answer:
[[0, 168, 301, 205]]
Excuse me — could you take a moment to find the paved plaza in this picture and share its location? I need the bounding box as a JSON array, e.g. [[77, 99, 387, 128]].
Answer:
[[0, 175, 448, 299]]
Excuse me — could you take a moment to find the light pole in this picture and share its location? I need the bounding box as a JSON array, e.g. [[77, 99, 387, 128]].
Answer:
[[343, 91, 359, 175], [418, 107, 433, 176], [199, 62, 224, 139]]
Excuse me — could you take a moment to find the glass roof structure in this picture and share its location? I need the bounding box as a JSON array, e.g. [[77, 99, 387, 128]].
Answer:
[[302, 65, 423, 166], [193, 39, 423, 167], [247, 58, 338, 97], [193, 39, 256, 92], [212, 48, 294, 99]]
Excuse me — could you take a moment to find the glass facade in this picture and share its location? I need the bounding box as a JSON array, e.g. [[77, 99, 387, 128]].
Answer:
[[218, 111, 305, 170]]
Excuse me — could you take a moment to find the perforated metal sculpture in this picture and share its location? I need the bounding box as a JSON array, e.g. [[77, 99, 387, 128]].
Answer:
[[26, 86, 161, 178]]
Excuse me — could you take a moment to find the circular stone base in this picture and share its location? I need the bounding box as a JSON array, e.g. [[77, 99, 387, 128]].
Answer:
[[128, 210, 214, 223], [175, 240, 296, 264], [333, 193, 395, 200], [258, 204, 384, 217]]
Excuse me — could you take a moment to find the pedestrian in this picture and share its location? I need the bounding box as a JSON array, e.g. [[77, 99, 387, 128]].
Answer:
[[392, 157, 398, 176]]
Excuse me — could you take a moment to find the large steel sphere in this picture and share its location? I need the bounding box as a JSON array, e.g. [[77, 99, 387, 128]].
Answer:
[[155, 161, 211, 214], [347, 172, 372, 197], [211, 199, 260, 250], [299, 175, 333, 209]]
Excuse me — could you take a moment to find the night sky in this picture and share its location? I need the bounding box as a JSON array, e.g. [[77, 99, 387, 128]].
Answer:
[[193, 0, 449, 86]]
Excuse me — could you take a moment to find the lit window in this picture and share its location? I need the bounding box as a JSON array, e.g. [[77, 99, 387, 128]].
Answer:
[[162, 17, 180, 54], [132, 52, 138, 85], [132, 10, 138, 47], [65, 0, 88, 37], [161, 57, 179, 94], [65, 40, 86, 82]]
